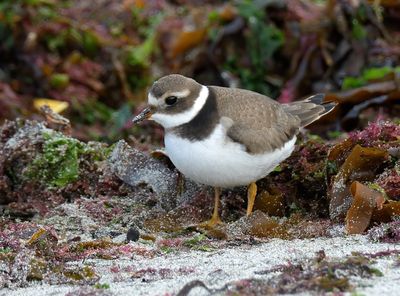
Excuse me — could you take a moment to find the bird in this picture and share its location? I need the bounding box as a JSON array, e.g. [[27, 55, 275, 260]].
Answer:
[[133, 74, 336, 227]]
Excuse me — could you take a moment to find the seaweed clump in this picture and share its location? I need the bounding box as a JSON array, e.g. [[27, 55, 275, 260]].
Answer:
[[327, 121, 400, 233], [262, 137, 332, 218], [247, 121, 400, 236], [226, 252, 383, 295], [368, 220, 400, 243]]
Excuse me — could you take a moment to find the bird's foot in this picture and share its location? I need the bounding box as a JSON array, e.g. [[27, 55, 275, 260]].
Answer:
[[198, 215, 223, 229]]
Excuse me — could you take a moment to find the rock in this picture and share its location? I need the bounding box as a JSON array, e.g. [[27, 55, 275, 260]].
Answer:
[[126, 227, 140, 242], [108, 140, 204, 211]]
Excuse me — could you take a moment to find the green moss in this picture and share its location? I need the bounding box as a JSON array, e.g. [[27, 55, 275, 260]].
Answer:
[[94, 283, 110, 289], [369, 267, 384, 277], [327, 130, 344, 140], [195, 245, 216, 252], [25, 131, 109, 187], [366, 182, 388, 199], [183, 234, 206, 248], [160, 246, 174, 254], [182, 234, 215, 251], [0, 247, 13, 254]]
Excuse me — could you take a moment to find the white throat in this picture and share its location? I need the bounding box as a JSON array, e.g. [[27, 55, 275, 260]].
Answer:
[[150, 85, 209, 129]]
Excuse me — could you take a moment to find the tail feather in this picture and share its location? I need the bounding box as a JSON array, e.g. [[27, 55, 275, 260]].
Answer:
[[308, 93, 325, 104], [282, 94, 337, 127]]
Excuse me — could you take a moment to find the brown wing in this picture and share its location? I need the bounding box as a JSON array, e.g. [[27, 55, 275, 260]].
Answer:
[[210, 86, 300, 154]]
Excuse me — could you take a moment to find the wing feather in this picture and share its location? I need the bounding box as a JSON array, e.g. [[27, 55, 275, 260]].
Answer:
[[210, 86, 300, 154]]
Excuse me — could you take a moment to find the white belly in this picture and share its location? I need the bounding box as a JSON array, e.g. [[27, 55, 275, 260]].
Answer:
[[164, 124, 296, 188]]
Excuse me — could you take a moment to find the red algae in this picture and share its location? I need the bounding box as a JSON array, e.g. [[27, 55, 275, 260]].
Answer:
[[348, 121, 400, 146]]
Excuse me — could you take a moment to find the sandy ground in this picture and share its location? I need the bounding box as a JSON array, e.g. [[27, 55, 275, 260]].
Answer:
[[2, 234, 400, 296]]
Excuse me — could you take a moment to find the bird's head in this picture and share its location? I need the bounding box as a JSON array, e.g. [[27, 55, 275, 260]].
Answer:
[[132, 74, 208, 129]]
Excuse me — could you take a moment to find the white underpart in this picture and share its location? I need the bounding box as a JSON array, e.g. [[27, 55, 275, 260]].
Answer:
[[150, 85, 208, 129], [165, 123, 297, 187]]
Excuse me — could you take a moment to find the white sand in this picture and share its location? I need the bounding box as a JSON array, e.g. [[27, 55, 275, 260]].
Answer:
[[2, 235, 400, 296]]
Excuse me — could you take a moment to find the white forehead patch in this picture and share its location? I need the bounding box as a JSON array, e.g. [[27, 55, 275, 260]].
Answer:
[[151, 85, 209, 129], [148, 93, 158, 106]]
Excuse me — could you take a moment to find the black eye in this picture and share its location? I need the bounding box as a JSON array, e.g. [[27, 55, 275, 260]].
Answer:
[[165, 96, 178, 106]]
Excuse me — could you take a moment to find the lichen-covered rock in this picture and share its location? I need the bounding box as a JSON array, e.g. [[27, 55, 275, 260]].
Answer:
[[0, 119, 124, 216], [0, 120, 49, 205]]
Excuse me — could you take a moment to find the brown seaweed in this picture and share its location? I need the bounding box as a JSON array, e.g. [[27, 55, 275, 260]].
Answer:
[[328, 145, 388, 221], [346, 181, 385, 234]]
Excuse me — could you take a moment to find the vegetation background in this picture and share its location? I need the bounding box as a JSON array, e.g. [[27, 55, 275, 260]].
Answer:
[[0, 0, 400, 294], [1, 0, 399, 144]]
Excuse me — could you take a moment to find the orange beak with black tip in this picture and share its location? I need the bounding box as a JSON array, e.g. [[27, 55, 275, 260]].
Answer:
[[132, 107, 153, 124]]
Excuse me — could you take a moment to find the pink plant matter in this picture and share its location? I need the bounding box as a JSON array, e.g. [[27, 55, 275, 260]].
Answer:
[[278, 84, 296, 103], [376, 169, 400, 200], [157, 238, 184, 248], [0, 222, 43, 251], [78, 198, 123, 223], [368, 221, 400, 243], [110, 265, 120, 273], [349, 121, 400, 145]]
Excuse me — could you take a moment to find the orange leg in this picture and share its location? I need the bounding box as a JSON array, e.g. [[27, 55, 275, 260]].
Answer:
[[246, 182, 257, 216], [200, 187, 222, 228]]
